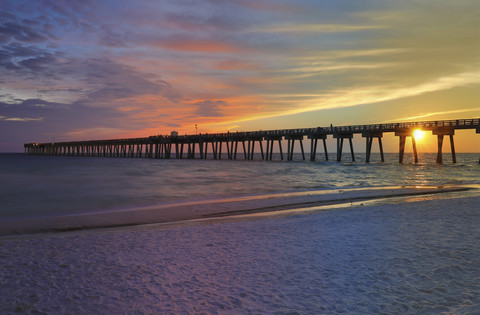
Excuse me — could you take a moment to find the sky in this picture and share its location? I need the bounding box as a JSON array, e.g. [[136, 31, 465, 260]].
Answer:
[[1, 0, 480, 152]]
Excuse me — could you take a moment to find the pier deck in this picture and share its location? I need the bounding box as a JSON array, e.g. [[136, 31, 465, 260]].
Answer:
[[24, 118, 480, 164]]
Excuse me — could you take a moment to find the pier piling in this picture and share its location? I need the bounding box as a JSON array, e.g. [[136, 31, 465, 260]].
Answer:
[[395, 129, 418, 163], [362, 131, 384, 163], [307, 133, 328, 161], [433, 127, 456, 164], [333, 131, 354, 162]]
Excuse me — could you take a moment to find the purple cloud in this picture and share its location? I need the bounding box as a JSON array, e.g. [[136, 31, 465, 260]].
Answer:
[[67, 58, 180, 105], [193, 100, 226, 117], [0, 22, 49, 43], [0, 42, 63, 78]]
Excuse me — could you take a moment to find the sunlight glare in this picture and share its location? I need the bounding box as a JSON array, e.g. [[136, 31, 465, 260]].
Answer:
[[413, 129, 424, 140]]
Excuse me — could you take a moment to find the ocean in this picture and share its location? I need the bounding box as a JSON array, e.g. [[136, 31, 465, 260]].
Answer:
[[1, 152, 480, 234], [1, 152, 480, 313]]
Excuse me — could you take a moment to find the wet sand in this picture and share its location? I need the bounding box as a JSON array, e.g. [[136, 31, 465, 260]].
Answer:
[[0, 185, 472, 236]]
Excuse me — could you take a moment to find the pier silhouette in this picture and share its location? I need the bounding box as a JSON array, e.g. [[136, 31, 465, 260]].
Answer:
[[24, 118, 480, 164]]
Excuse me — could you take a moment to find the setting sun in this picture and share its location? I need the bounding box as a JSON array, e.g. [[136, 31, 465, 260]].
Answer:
[[413, 129, 425, 140]]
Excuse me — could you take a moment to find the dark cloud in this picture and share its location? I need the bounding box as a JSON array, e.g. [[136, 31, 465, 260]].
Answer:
[[165, 11, 245, 32], [66, 58, 180, 105], [36, 87, 90, 94], [0, 0, 96, 48], [34, 0, 98, 29], [98, 24, 130, 47], [41, 0, 95, 13], [0, 97, 124, 133], [18, 54, 58, 73], [0, 22, 49, 43], [193, 100, 226, 117], [0, 49, 20, 70], [0, 42, 61, 77], [0, 40, 179, 101], [3, 42, 47, 57], [0, 97, 127, 151]]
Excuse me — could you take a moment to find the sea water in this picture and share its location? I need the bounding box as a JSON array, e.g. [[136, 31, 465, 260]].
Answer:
[[1, 152, 480, 232]]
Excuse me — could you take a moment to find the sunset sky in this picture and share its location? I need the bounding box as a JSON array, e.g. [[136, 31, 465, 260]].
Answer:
[[1, 0, 480, 152]]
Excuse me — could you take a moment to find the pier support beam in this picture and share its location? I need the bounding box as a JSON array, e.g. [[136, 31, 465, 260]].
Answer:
[[246, 136, 264, 160], [362, 131, 384, 163], [174, 143, 180, 158], [234, 141, 239, 159], [199, 141, 204, 159], [265, 135, 284, 160], [165, 143, 172, 159], [307, 133, 328, 161], [228, 140, 235, 160], [395, 128, 418, 164], [218, 140, 223, 159], [187, 141, 196, 159], [333, 132, 354, 162], [241, 140, 247, 159], [477, 126, 480, 164], [433, 127, 455, 164], [286, 135, 305, 161]]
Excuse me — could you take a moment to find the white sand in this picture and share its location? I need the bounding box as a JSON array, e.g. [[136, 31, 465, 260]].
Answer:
[[1, 190, 480, 313]]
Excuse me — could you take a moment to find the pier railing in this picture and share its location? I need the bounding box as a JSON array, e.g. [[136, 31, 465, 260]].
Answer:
[[24, 118, 480, 164]]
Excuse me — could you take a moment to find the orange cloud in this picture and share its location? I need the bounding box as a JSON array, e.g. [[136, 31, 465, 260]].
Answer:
[[214, 59, 261, 71], [155, 38, 241, 53]]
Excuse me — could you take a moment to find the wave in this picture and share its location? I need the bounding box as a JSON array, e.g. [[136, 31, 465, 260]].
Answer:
[[1, 185, 478, 237]]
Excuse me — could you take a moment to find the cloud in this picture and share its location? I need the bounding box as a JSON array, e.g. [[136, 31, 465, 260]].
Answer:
[[98, 25, 131, 48], [164, 11, 245, 32], [218, 0, 480, 126], [214, 59, 261, 70], [71, 58, 179, 105], [0, 115, 43, 122], [18, 54, 59, 73], [392, 107, 480, 122], [0, 22, 49, 43], [0, 41, 64, 79], [1, 49, 180, 105], [227, 0, 300, 13], [193, 100, 226, 117], [0, 97, 125, 135], [148, 36, 242, 53], [257, 23, 385, 33]]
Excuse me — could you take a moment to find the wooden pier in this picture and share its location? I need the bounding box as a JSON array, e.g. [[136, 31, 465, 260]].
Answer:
[[24, 118, 480, 164]]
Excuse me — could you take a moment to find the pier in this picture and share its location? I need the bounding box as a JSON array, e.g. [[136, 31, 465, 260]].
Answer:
[[24, 118, 480, 164]]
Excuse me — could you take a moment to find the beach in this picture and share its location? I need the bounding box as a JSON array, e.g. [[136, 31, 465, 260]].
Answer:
[[2, 189, 480, 314]]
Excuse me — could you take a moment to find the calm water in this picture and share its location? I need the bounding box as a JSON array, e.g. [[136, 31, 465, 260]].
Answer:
[[1, 152, 479, 221]]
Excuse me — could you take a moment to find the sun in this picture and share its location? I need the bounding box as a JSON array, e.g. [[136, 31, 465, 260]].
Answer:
[[413, 129, 424, 140]]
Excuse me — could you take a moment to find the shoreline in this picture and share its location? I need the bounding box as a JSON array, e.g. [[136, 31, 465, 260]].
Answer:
[[1, 184, 478, 238]]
